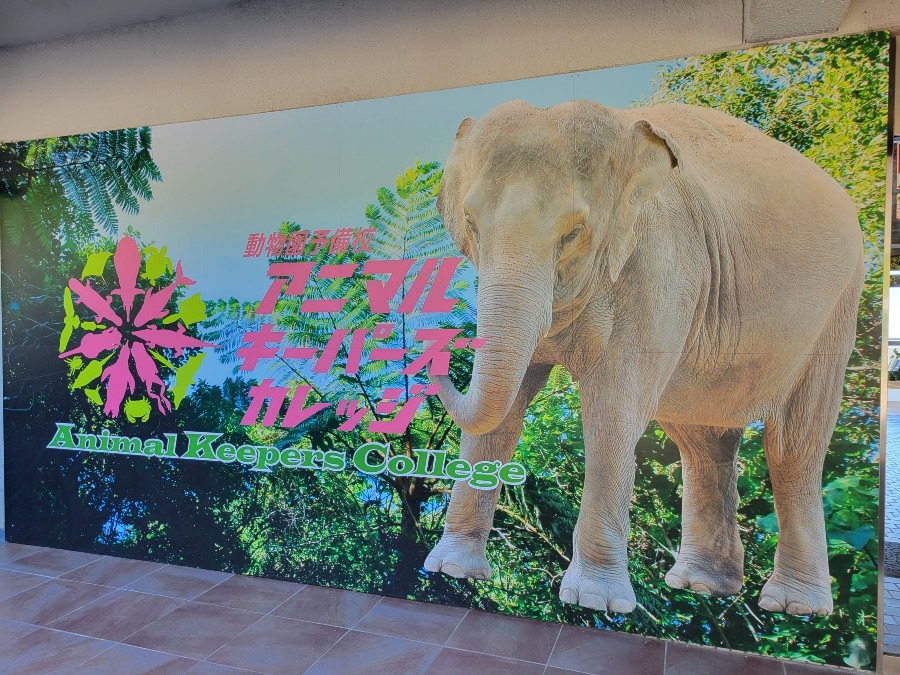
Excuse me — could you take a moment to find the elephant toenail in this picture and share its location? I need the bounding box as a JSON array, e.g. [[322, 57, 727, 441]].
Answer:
[[786, 602, 813, 615], [608, 598, 636, 613], [664, 573, 685, 589], [758, 596, 782, 612]]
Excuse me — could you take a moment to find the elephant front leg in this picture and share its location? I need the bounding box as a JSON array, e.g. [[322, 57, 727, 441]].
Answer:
[[425, 364, 552, 580], [423, 441, 503, 580], [560, 390, 652, 613]]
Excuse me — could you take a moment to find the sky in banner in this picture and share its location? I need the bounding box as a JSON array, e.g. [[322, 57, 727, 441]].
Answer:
[[122, 61, 663, 383]]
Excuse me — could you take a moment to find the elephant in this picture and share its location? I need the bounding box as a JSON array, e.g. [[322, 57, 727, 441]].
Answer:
[[423, 99, 864, 616]]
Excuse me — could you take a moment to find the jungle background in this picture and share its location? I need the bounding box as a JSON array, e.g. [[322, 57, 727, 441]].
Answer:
[[0, 33, 887, 668]]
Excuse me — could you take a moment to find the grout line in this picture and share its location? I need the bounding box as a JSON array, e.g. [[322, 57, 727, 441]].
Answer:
[[264, 585, 305, 617], [0, 544, 48, 564], [423, 643, 550, 668], [265, 584, 306, 619], [262, 588, 467, 647], [191, 570, 237, 598], [120, 563, 172, 596], [298, 620, 529, 674], [25, 581, 119, 629], [419, 640, 444, 673], [299, 627, 352, 674], [46, 587, 195, 640], [115, 597, 202, 647], [196, 582, 338, 667], [0, 625, 45, 646], [69, 632, 208, 670], [440, 608, 569, 667], [347, 622, 459, 648], [240, 578, 311, 615], [24, 624, 121, 671], [662, 642, 668, 673], [204, 626, 260, 667], [117, 613, 214, 664], [255, 611, 373, 633], [106, 561, 170, 588], [35, 621, 151, 644], [44, 577, 116, 591], [121, 565, 235, 601], [201, 588, 304, 666], [58, 554, 106, 576], [545, 623, 563, 667], [116, 586, 193, 601], [0, 575, 55, 603], [348, 595, 383, 630], [0, 567, 54, 580], [253, 584, 305, 621], [541, 661, 592, 674], [442, 608, 469, 646], [344, 624, 463, 651], [187, 662, 264, 675], [0, 633, 39, 653], [2, 554, 101, 580]]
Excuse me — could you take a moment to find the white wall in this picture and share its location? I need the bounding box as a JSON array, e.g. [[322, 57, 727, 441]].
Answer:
[[890, 288, 900, 342]]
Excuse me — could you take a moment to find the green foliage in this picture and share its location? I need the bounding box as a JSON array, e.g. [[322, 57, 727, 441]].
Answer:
[[1, 223, 252, 568], [0, 128, 161, 248], [201, 161, 477, 597]]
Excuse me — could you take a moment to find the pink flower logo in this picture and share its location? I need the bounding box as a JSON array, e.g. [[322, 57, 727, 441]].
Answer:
[[59, 236, 217, 421]]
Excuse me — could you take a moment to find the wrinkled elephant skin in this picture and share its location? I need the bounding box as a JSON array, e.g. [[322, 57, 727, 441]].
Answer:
[[424, 100, 863, 617]]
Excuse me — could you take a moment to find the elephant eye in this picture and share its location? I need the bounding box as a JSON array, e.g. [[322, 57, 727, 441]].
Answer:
[[560, 225, 584, 247], [465, 214, 479, 239]]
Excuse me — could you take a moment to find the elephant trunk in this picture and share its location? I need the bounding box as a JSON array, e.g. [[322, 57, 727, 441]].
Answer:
[[432, 261, 553, 436]]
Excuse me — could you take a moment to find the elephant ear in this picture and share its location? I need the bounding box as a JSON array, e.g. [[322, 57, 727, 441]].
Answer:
[[607, 119, 681, 282], [438, 117, 475, 259]]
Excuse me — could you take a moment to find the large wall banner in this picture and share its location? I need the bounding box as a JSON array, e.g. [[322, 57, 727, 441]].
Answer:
[[0, 32, 887, 669]]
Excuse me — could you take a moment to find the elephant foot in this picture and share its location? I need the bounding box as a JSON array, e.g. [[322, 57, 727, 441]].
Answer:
[[665, 549, 743, 596], [424, 535, 492, 580], [559, 557, 636, 613], [758, 573, 833, 616]]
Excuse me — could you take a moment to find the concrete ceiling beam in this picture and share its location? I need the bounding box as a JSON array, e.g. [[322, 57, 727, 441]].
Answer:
[[744, 0, 853, 43]]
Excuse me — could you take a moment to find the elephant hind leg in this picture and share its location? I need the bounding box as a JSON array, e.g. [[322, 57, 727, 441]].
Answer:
[[766, 348, 861, 617], [759, 364, 844, 616], [660, 423, 744, 596], [758, 277, 859, 617]]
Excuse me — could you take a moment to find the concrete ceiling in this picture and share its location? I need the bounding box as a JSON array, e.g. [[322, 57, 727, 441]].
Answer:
[[0, 0, 242, 47], [0, 0, 878, 49], [2, 0, 898, 143]]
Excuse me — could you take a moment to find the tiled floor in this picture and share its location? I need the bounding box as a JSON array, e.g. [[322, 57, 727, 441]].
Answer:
[[886, 398, 900, 657], [884, 398, 900, 543], [0, 539, 864, 674], [886, 577, 900, 656]]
